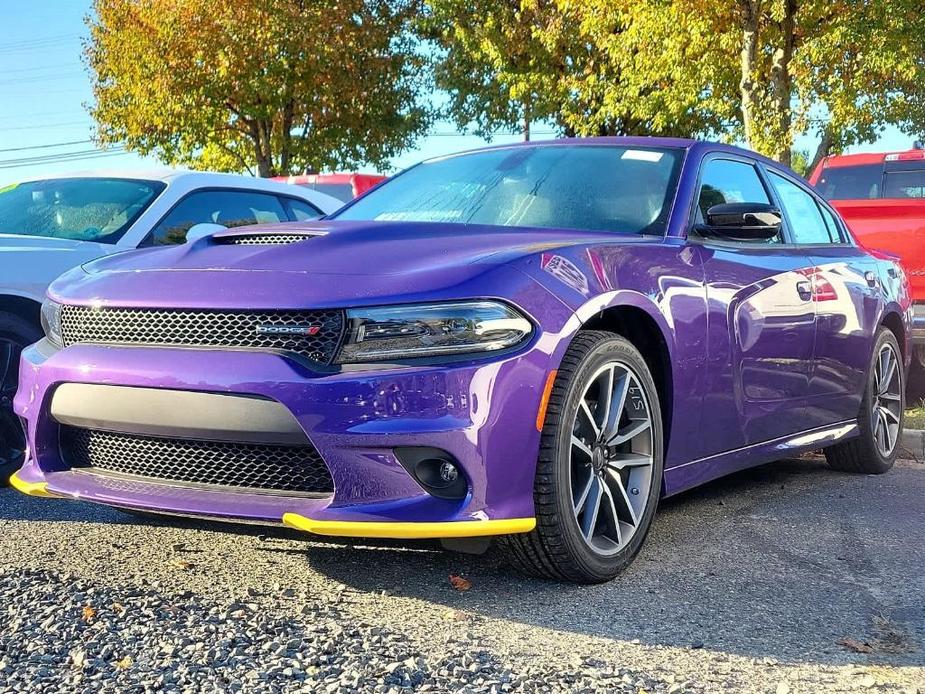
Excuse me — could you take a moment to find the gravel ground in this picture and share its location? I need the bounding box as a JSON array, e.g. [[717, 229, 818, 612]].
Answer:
[[0, 455, 922, 693]]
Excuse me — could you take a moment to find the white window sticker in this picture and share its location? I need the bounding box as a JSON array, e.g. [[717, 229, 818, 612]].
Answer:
[[622, 149, 664, 162]]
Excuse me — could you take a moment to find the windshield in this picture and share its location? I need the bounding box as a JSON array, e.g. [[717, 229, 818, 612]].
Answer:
[[815, 164, 882, 200], [0, 177, 164, 243], [334, 145, 683, 235]]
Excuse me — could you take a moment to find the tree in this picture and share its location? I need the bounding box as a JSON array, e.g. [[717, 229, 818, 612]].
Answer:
[[86, 0, 431, 177], [422, 0, 731, 141], [642, 0, 925, 165]]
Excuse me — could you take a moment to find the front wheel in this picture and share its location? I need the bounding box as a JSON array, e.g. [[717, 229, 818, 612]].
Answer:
[[505, 331, 664, 583], [825, 327, 903, 474]]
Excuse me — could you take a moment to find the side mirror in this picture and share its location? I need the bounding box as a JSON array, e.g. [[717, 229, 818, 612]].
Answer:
[[697, 203, 781, 242], [186, 223, 226, 243]]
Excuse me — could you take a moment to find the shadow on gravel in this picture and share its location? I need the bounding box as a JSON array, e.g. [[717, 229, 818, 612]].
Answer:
[[266, 456, 925, 667]]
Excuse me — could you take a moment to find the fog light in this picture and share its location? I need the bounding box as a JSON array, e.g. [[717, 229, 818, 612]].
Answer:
[[394, 447, 468, 500], [439, 460, 459, 483]]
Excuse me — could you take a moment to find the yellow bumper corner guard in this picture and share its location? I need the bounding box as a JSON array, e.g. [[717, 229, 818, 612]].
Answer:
[[282, 513, 535, 539], [9, 471, 61, 499]]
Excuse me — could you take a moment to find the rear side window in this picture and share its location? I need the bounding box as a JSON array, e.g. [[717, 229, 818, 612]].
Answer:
[[284, 198, 324, 221], [883, 169, 925, 198], [146, 190, 288, 245], [815, 164, 881, 200], [769, 172, 835, 244], [817, 204, 846, 243], [302, 182, 354, 202]]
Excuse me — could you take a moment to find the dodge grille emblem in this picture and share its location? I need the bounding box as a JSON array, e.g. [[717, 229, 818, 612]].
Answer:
[[256, 324, 322, 336]]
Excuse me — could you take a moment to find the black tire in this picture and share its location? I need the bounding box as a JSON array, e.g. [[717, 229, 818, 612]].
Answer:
[[504, 330, 664, 583], [825, 327, 903, 474], [0, 310, 42, 485]]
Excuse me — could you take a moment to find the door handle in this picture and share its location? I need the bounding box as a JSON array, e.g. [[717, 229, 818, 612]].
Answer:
[[864, 271, 878, 288], [796, 280, 812, 301]]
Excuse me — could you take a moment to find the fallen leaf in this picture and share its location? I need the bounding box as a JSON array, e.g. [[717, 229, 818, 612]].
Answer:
[[116, 656, 133, 670], [170, 559, 195, 571], [448, 574, 471, 592], [112, 603, 125, 614], [81, 606, 96, 623], [838, 637, 874, 654]]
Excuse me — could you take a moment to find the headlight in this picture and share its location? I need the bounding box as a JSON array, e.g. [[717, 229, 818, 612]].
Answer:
[[336, 301, 533, 363], [40, 299, 63, 348]]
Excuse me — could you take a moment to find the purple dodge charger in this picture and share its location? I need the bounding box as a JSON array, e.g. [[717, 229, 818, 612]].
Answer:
[[12, 139, 910, 583]]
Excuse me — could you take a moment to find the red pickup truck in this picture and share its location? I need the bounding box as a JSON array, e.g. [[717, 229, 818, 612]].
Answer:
[[274, 173, 387, 203], [809, 147, 925, 374]]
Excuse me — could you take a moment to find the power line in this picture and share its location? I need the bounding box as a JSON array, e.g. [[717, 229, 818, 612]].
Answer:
[[0, 148, 127, 170], [0, 71, 84, 86], [0, 139, 91, 154], [0, 121, 89, 132]]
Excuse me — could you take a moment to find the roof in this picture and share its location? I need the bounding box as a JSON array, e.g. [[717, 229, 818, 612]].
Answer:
[[820, 149, 925, 168]]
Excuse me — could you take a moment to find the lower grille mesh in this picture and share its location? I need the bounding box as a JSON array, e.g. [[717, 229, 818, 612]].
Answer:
[[61, 427, 334, 495]]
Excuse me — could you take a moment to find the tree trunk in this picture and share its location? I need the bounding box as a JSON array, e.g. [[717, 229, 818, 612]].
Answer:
[[248, 120, 273, 178], [523, 100, 531, 141], [738, 0, 760, 150], [768, 0, 796, 165], [809, 126, 834, 173]]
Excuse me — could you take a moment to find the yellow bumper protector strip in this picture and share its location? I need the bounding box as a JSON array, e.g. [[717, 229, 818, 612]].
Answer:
[[9, 471, 61, 498], [281, 513, 536, 539]]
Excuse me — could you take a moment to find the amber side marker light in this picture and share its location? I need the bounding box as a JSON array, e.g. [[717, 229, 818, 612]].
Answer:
[[536, 370, 558, 431]]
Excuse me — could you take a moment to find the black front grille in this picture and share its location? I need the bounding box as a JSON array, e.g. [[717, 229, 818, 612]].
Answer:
[[61, 427, 334, 495], [60, 305, 345, 365]]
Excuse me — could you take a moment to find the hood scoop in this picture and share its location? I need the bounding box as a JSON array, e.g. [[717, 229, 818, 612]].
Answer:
[[210, 228, 327, 246]]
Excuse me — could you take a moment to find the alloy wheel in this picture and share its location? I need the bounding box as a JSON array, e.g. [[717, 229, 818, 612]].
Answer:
[[0, 337, 26, 470], [872, 342, 902, 458], [569, 361, 654, 556]]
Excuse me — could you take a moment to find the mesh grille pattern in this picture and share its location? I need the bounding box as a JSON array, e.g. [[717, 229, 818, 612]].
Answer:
[[60, 305, 345, 365], [61, 427, 334, 495], [218, 234, 315, 245]]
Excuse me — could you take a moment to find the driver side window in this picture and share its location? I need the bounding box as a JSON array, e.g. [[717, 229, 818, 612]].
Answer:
[[696, 159, 780, 243]]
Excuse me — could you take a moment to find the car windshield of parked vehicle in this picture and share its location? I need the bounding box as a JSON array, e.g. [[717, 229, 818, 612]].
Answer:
[[0, 177, 164, 243], [335, 145, 683, 234], [815, 164, 882, 200]]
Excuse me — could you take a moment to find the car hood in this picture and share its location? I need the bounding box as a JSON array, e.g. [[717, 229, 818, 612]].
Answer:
[[52, 220, 656, 309], [0, 232, 104, 253]]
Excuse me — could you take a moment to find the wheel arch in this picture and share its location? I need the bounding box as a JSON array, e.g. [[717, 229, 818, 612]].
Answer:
[[0, 293, 41, 329], [880, 309, 906, 361], [573, 299, 675, 460]]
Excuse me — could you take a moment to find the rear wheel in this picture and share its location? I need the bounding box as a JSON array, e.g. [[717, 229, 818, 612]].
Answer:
[[505, 331, 664, 583], [0, 311, 41, 485], [825, 328, 903, 474]]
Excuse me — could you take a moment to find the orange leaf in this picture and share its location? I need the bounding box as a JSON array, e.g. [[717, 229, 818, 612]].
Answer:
[[448, 574, 472, 592], [82, 606, 97, 623]]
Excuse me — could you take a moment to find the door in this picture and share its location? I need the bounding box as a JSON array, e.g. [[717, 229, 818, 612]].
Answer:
[[690, 157, 817, 457], [766, 170, 882, 428]]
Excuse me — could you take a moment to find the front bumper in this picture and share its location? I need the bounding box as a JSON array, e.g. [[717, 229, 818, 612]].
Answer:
[[13, 340, 555, 538]]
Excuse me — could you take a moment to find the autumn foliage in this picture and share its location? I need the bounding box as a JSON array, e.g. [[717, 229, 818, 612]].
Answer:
[[86, 0, 431, 176]]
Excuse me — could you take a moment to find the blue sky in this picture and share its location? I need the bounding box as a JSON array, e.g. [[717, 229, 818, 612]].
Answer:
[[0, 1, 914, 186]]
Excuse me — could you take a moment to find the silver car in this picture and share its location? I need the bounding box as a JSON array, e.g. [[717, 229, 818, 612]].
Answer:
[[0, 170, 341, 478]]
